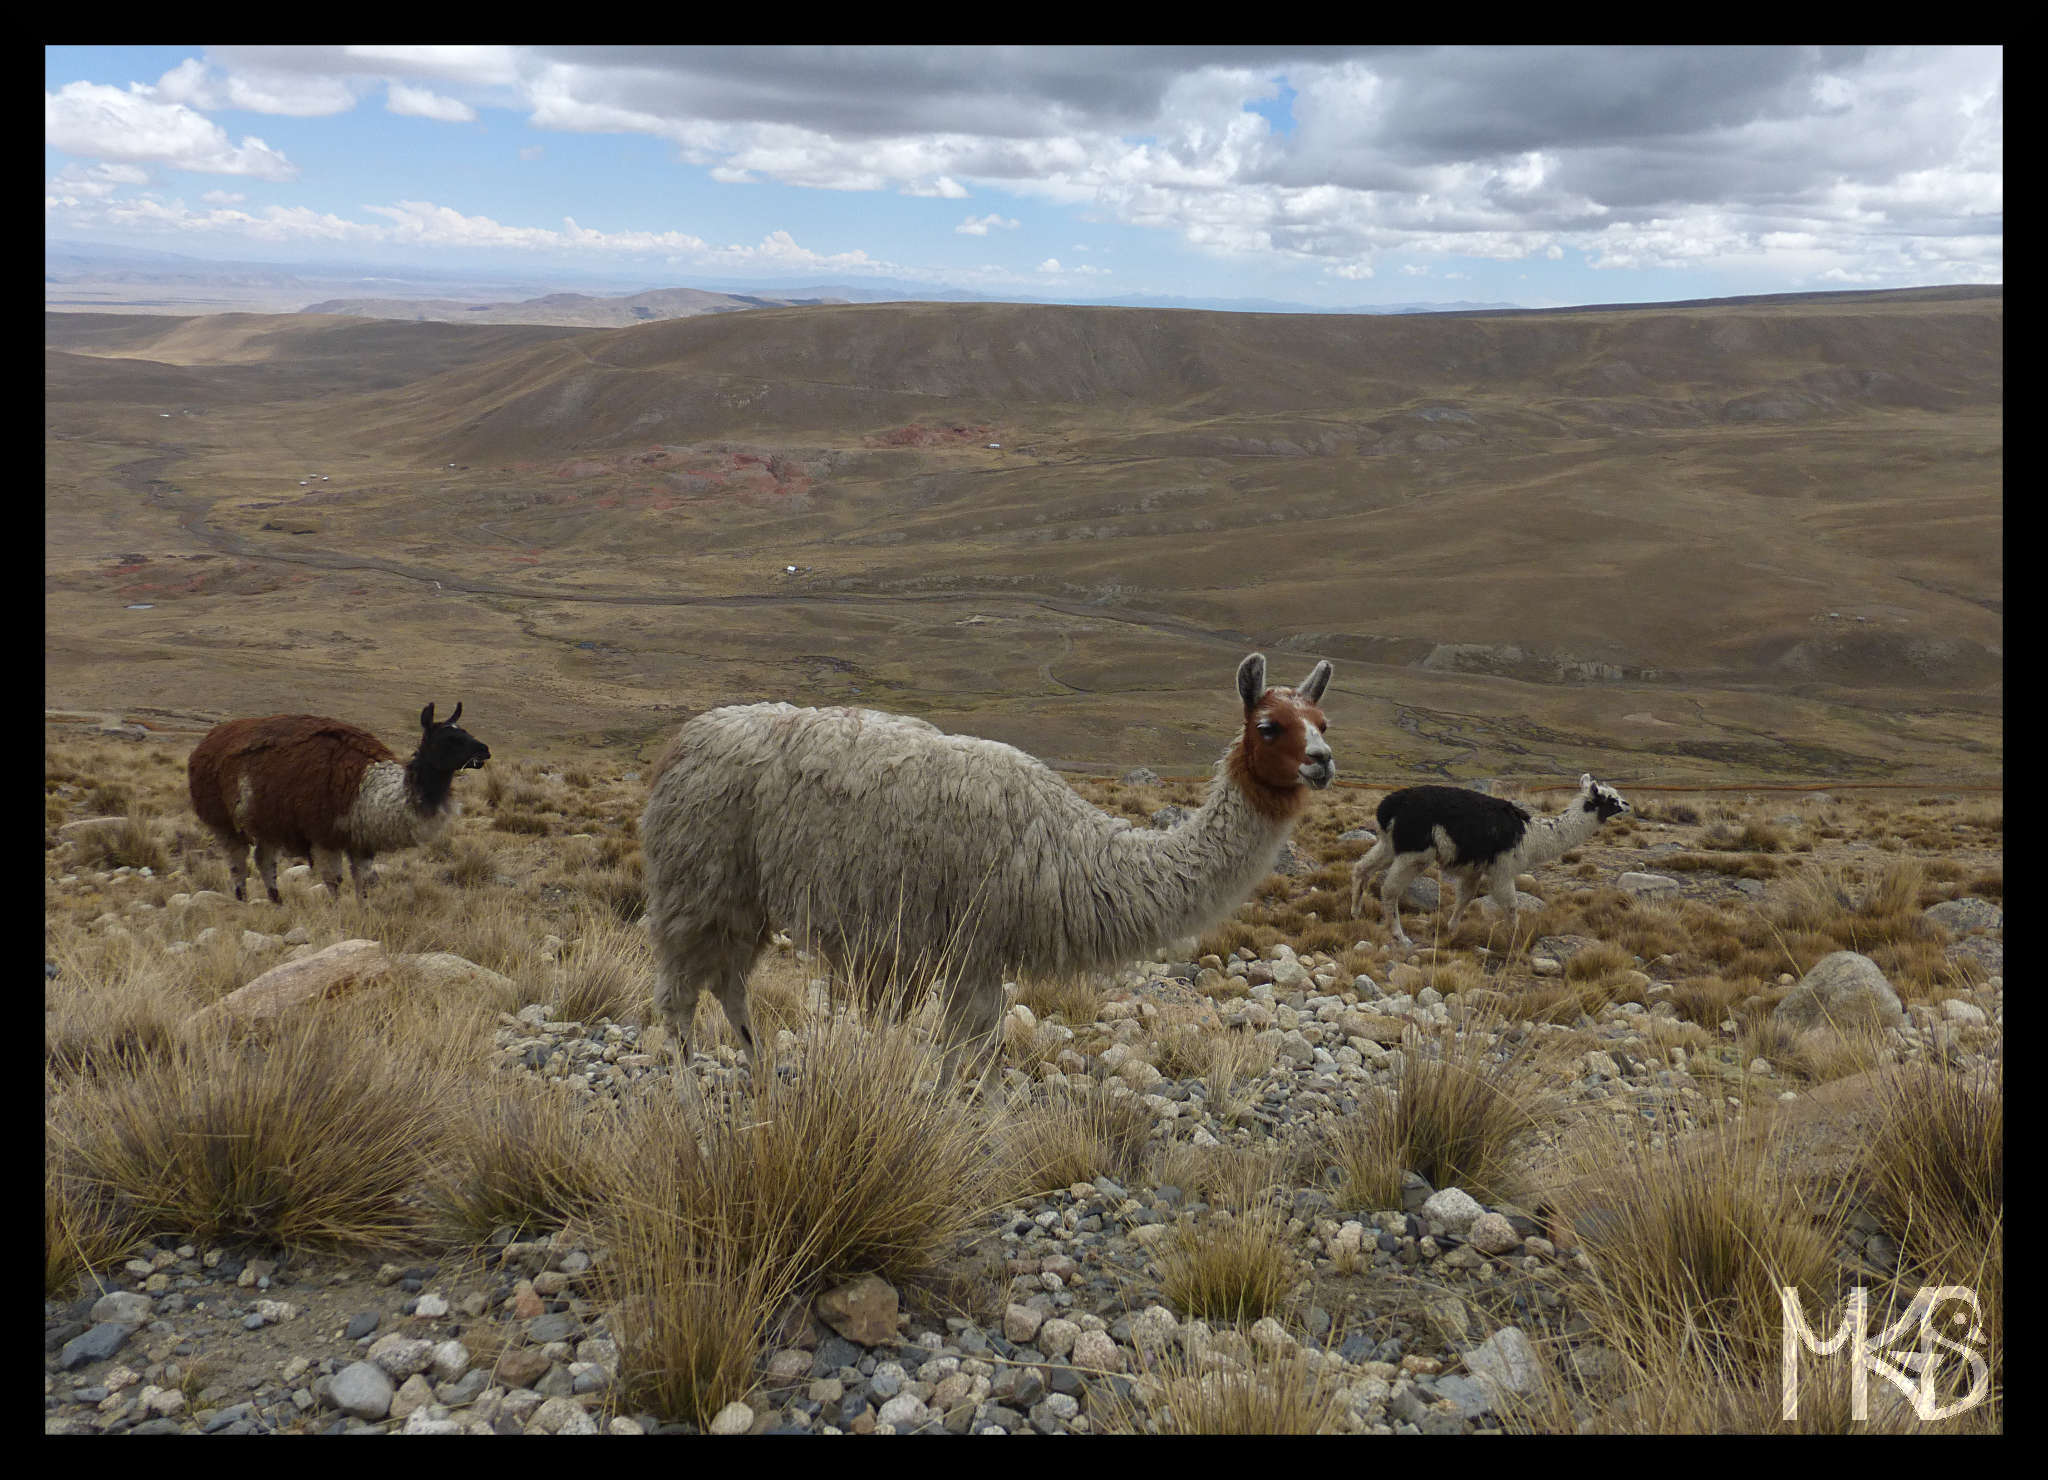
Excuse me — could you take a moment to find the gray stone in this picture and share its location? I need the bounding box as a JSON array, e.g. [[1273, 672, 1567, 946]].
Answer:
[[530, 1396, 599, 1434], [436, 1369, 490, 1407], [59, 1323, 130, 1369], [88, 1292, 152, 1326], [1421, 1187, 1484, 1234], [812, 1335, 864, 1377], [1774, 951, 1904, 1032], [876, 1393, 932, 1430], [1431, 1373, 1494, 1419], [1617, 871, 1680, 896], [526, 1312, 580, 1344], [329, 1361, 396, 1421], [708, 1400, 754, 1435], [1924, 897, 2002, 936], [1465, 1325, 1539, 1398]]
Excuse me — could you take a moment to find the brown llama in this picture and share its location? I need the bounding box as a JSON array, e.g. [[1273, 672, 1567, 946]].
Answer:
[[187, 702, 490, 903]]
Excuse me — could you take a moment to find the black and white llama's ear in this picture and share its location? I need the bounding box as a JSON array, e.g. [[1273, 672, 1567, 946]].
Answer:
[[1298, 660, 1332, 704], [1237, 653, 1268, 710], [1579, 772, 1595, 791]]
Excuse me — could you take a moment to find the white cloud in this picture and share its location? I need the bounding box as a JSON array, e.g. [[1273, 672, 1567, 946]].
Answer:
[[955, 212, 1020, 235], [1038, 257, 1061, 272], [387, 82, 477, 123], [42, 46, 2002, 293], [201, 188, 246, 205], [148, 57, 361, 117], [47, 161, 151, 201], [45, 82, 298, 180], [518, 145, 545, 161]]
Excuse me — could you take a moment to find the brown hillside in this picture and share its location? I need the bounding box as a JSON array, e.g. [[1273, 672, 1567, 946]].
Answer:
[[43, 290, 2001, 784]]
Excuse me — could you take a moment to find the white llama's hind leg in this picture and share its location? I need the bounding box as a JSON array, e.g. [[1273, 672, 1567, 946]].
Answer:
[[938, 977, 1007, 1108], [1487, 871, 1522, 947], [1379, 852, 1430, 946], [1349, 836, 1391, 918], [649, 923, 707, 1074], [707, 927, 772, 1074], [1442, 869, 1474, 934]]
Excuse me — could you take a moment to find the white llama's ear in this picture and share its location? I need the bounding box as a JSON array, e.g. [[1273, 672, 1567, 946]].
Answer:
[[1579, 772, 1595, 790], [1237, 653, 1267, 710], [1298, 660, 1332, 703]]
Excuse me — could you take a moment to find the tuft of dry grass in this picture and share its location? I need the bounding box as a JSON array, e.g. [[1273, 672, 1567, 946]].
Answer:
[[1548, 1116, 1846, 1430], [1099, 1335, 1348, 1434], [44, 1147, 145, 1297], [686, 1011, 1007, 1286], [48, 1001, 452, 1253], [554, 911, 651, 1025], [1854, 1060, 2002, 1424], [1320, 1018, 1552, 1210], [1012, 971, 1104, 1026], [590, 1090, 804, 1429], [68, 804, 171, 873], [428, 1074, 623, 1243], [1001, 1080, 1156, 1196], [1155, 1205, 1302, 1325], [45, 932, 192, 1080]]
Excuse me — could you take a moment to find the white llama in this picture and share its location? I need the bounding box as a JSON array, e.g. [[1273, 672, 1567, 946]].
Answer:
[[640, 653, 1334, 1097], [1349, 774, 1630, 947]]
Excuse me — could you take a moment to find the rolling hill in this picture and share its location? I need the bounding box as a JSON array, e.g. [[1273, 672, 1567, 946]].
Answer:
[[42, 288, 2002, 785]]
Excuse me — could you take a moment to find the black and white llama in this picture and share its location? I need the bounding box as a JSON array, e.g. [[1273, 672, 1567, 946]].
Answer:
[[1349, 774, 1630, 946]]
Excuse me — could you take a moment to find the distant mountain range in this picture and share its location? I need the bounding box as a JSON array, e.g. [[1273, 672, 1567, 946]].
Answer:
[[47, 240, 1523, 320]]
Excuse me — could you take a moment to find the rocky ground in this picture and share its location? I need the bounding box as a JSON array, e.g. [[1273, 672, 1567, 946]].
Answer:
[[46, 933, 2003, 1435], [44, 735, 2004, 1435]]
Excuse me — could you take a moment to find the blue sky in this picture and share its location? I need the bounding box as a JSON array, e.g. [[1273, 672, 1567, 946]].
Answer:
[[46, 45, 2002, 309]]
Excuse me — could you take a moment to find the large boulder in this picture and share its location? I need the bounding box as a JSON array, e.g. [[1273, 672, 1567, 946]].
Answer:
[[1773, 951, 1904, 1032], [190, 939, 391, 1025], [1923, 897, 2003, 937]]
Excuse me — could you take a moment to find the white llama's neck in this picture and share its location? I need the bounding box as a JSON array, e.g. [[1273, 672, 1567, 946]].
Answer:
[[1099, 750, 1299, 948], [1518, 798, 1603, 867]]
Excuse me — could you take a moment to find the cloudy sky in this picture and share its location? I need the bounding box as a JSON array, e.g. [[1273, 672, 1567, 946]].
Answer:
[[45, 45, 2002, 308]]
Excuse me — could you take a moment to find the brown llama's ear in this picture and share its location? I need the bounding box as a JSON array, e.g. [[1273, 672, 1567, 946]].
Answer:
[[420, 702, 436, 730], [1236, 653, 1267, 710], [1298, 660, 1332, 703]]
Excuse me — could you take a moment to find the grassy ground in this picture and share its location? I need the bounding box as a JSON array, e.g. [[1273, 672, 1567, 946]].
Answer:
[[45, 727, 2001, 1433]]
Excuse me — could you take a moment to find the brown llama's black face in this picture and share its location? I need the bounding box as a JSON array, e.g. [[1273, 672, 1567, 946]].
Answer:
[[419, 701, 491, 771]]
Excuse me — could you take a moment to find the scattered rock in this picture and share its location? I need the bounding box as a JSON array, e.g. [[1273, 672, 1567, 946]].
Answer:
[[1774, 951, 1904, 1032]]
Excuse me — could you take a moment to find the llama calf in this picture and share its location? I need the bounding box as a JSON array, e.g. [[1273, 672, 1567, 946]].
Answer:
[[1350, 774, 1630, 947], [188, 702, 490, 903], [641, 653, 1334, 1099]]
